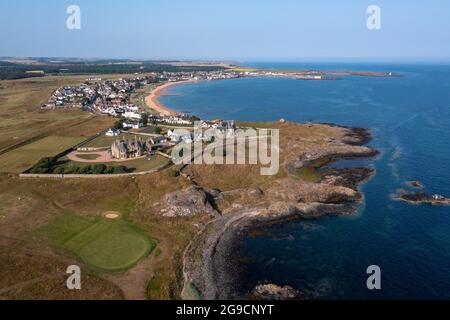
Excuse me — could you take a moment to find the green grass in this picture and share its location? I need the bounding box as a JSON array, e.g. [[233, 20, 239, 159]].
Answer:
[[76, 153, 101, 160], [37, 213, 156, 272], [0, 135, 84, 173], [83, 133, 136, 148]]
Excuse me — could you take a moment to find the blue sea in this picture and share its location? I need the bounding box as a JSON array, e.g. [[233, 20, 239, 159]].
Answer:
[[160, 62, 450, 299]]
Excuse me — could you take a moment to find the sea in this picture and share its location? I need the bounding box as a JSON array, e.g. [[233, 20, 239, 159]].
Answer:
[[160, 62, 450, 299]]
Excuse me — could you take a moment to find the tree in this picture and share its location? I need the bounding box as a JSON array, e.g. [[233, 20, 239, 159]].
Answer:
[[141, 113, 149, 126], [155, 127, 162, 134], [29, 157, 57, 173], [113, 119, 124, 130]]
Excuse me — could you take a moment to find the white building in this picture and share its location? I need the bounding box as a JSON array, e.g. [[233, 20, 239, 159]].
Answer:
[[123, 122, 144, 129], [123, 111, 142, 120], [106, 128, 120, 136]]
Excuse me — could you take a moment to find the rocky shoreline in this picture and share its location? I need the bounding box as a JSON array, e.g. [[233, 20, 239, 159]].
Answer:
[[180, 124, 378, 300]]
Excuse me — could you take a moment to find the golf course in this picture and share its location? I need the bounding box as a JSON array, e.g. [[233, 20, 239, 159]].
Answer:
[[37, 213, 156, 272]]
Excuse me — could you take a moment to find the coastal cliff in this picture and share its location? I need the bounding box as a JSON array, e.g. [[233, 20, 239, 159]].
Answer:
[[179, 122, 378, 300]]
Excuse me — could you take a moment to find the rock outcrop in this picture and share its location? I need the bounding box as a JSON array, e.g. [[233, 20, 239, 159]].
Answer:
[[159, 186, 218, 217], [267, 179, 360, 204], [251, 284, 300, 300]]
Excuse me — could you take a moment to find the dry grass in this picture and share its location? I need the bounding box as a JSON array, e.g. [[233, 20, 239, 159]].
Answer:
[[0, 75, 116, 156]]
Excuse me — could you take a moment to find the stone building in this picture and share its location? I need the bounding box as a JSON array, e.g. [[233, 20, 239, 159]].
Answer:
[[111, 137, 147, 160]]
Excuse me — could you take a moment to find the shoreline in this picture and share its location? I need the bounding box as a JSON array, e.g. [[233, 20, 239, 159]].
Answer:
[[182, 125, 378, 300], [144, 70, 399, 117], [145, 80, 197, 116]]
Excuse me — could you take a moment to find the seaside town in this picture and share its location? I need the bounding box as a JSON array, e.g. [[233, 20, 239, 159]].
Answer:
[[38, 70, 242, 166], [36, 67, 399, 168]]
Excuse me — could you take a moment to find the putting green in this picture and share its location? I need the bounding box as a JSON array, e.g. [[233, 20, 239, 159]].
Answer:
[[37, 214, 156, 272]]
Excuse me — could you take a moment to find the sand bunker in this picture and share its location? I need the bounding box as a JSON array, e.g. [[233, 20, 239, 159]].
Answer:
[[103, 211, 121, 220]]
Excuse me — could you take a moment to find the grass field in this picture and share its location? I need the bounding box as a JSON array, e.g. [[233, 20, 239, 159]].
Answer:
[[76, 153, 101, 160], [0, 75, 121, 155], [0, 135, 84, 173], [83, 132, 136, 148], [37, 213, 156, 272]]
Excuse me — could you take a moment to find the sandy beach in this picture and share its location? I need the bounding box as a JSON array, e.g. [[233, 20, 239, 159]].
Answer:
[[145, 80, 196, 116]]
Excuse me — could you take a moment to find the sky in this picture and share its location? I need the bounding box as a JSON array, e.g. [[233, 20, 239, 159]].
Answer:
[[1, 0, 450, 61]]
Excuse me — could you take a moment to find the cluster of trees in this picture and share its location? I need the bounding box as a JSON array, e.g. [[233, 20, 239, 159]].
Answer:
[[29, 157, 132, 175], [53, 164, 132, 175], [0, 60, 226, 80], [29, 157, 58, 173]]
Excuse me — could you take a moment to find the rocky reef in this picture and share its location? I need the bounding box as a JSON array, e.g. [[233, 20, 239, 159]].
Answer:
[[250, 284, 301, 300], [395, 190, 450, 206]]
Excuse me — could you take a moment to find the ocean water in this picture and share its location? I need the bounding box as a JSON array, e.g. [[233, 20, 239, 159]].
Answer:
[[160, 63, 450, 299]]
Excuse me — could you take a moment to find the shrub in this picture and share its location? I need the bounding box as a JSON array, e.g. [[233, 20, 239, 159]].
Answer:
[[105, 166, 115, 174], [169, 170, 180, 178], [72, 167, 81, 174], [113, 166, 127, 174], [80, 165, 92, 174], [92, 164, 107, 174], [53, 167, 65, 174], [30, 166, 50, 174], [29, 156, 57, 173]]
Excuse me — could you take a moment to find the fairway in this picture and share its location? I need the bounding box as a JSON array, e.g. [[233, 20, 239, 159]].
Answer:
[[37, 214, 156, 272], [0, 135, 84, 173]]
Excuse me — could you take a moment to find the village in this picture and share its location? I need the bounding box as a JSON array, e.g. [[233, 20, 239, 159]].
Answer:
[[36, 71, 240, 174]]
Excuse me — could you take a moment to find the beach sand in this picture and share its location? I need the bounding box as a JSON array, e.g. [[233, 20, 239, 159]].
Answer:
[[145, 80, 195, 116]]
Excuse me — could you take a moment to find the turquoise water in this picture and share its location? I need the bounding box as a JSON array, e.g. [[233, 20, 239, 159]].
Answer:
[[160, 63, 450, 299]]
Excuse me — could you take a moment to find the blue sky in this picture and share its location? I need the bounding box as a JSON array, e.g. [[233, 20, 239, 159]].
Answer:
[[1, 0, 450, 60]]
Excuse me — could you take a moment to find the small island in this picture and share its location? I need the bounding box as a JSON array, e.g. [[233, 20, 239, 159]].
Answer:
[[396, 191, 450, 205]]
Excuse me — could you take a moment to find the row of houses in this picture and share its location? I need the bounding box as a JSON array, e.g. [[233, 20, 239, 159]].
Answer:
[[42, 75, 156, 110], [149, 114, 193, 126]]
